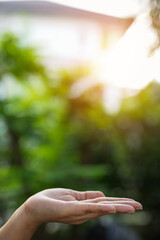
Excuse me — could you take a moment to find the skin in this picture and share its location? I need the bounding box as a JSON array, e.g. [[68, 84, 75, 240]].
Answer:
[[0, 188, 143, 240]]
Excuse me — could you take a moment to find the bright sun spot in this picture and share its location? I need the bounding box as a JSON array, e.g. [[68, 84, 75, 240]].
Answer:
[[52, 0, 155, 90], [98, 13, 157, 89]]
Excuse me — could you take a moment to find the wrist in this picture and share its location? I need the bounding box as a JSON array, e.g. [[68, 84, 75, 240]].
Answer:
[[21, 202, 39, 232], [23, 196, 43, 226], [0, 203, 38, 240]]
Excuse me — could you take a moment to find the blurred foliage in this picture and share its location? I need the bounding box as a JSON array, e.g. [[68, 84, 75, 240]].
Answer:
[[0, 33, 160, 240], [150, 0, 160, 53]]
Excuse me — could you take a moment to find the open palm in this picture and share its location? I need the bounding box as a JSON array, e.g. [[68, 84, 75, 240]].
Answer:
[[25, 188, 142, 225]]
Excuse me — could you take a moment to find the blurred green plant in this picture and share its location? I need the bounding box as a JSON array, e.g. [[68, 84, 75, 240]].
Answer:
[[0, 32, 160, 240], [0, 33, 108, 213]]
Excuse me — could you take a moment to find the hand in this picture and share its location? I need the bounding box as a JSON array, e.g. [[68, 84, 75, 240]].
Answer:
[[24, 188, 143, 225], [0, 188, 143, 240]]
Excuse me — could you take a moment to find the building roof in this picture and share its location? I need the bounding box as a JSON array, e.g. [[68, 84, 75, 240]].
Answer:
[[0, 1, 134, 29]]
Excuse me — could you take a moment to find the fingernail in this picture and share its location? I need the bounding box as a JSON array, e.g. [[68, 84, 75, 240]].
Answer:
[[135, 204, 143, 210]]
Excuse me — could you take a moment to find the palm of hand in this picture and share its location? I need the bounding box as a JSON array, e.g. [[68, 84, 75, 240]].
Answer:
[[25, 188, 142, 225]]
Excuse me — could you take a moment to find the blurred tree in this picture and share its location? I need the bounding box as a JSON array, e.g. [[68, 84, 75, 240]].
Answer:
[[0, 33, 108, 225], [150, 0, 160, 53], [0, 32, 160, 240], [113, 82, 160, 240], [0, 33, 47, 213]]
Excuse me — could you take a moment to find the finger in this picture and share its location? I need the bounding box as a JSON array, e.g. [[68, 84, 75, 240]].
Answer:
[[103, 197, 136, 201], [110, 204, 135, 213], [72, 190, 105, 201], [59, 212, 104, 224], [83, 197, 136, 203], [79, 202, 135, 214], [58, 202, 134, 225], [45, 200, 115, 220], [68, 209, 111, 225], [98, 200, 142, 210], [56, 218, 87, 225], [74, 202, 116, 215], [57, 213, 98, 222]]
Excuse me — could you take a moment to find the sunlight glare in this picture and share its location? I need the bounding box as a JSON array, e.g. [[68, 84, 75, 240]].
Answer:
[[98, 14, 156, 89]]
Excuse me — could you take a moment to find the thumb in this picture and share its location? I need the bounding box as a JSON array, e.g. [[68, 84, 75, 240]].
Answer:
[[74, 190, 105, 201]]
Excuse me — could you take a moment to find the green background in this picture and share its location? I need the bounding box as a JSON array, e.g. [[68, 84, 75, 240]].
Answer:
[[0, 32, 160, 240]]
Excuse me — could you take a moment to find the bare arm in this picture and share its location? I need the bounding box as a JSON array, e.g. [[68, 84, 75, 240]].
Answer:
[[0, 204, 38, 240], [0, 188, 143, 240]]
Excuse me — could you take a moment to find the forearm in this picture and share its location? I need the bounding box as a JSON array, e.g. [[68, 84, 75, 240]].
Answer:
[[0, 204, 38, 240]]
